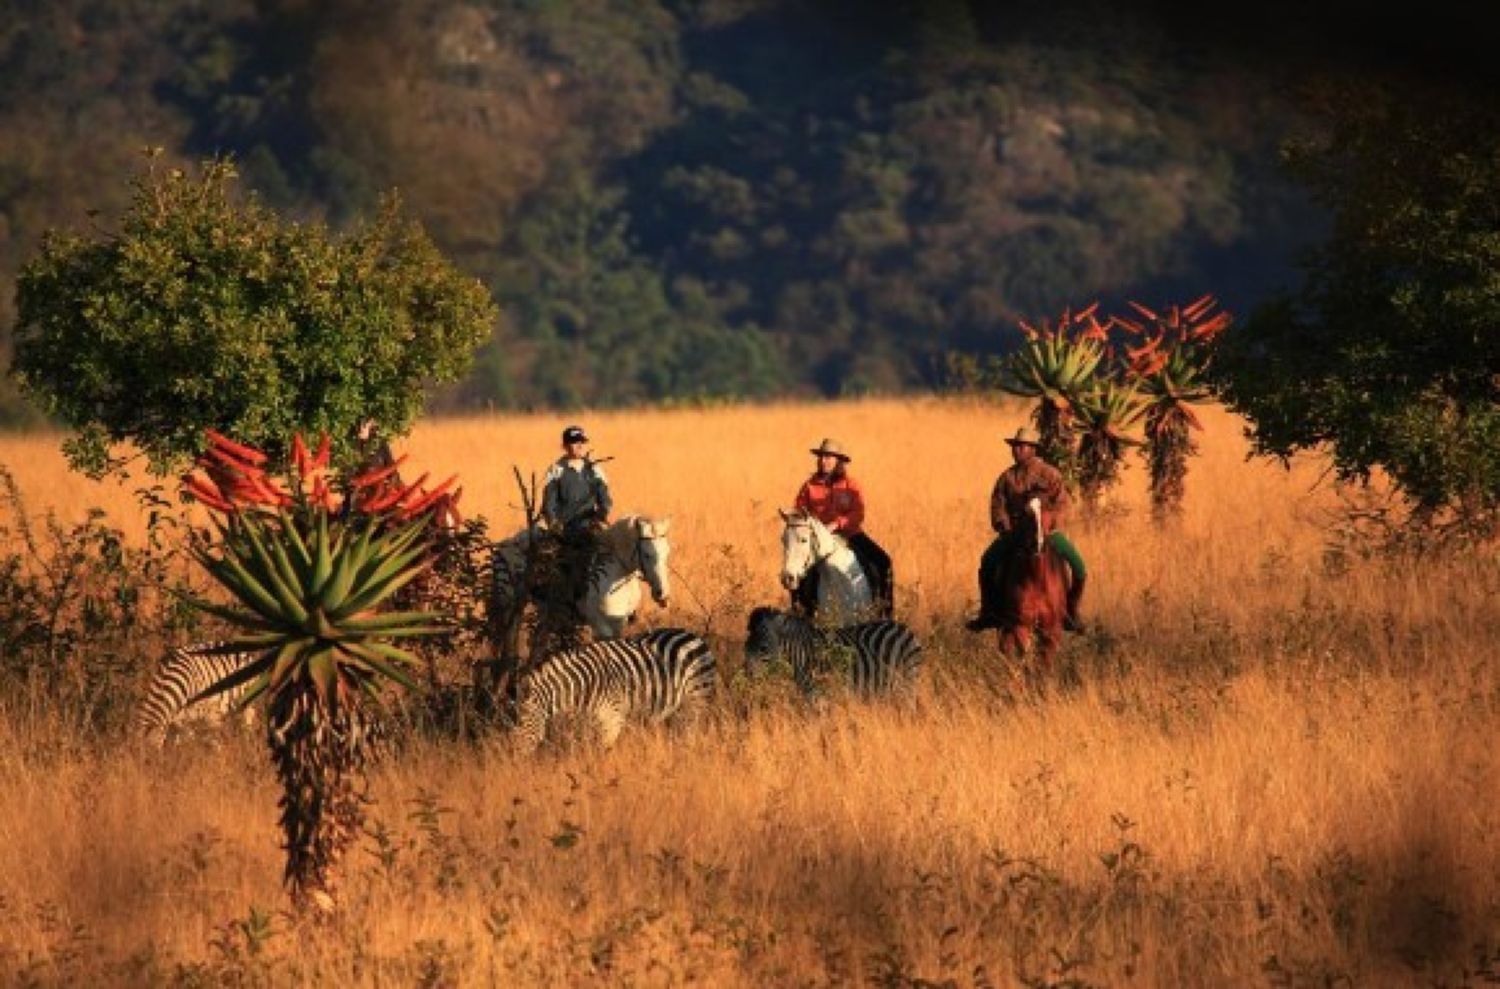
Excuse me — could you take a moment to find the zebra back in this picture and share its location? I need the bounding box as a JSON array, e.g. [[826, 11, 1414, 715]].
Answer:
[[746, 607, 922, 697], [516, 627, 716, 750], [132, 642, 258, 747], [834, 620, 923, 694]]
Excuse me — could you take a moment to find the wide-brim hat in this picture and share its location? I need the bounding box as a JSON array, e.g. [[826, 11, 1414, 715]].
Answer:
[[809, 438, 851, 462], [1004, 426, 1042, 447]]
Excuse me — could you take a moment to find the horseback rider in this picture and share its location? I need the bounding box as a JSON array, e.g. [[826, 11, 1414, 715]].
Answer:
[[791, 438, 894, 619], [340, 418, 402, 521], [541, 424, 614, 606], [354, 418, 398, 477], [966, 427, 1087, 633]]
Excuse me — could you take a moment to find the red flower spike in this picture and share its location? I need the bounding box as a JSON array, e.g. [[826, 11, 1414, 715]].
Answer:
[[1127, 300, 1159, 323], [202, 444, 270, 480], [350, 456, 409, 491], [1081, 315, 1109, 342], [358, 486, 407, 515], [184, 475, 235, 513], [292, 434, 311, 478], [1190, 312, 1232, 341], [398, 476, 458, 518], [1125, 335, 1164, 362], [312, 433, 332, 470], [204, 429, 268, 467], [243, 472, 292, 507], [1183, 294, 1216, 321], [1077, 301, 1100, 322], [393, 472, 431, 506]]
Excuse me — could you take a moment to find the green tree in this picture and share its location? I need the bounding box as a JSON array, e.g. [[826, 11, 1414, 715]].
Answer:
[[12, 156, 496, 476], [1216, 79, 1500, 529]]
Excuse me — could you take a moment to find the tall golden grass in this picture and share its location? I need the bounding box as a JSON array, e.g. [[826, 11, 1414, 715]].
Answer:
[[1, 396, 1497, 986]]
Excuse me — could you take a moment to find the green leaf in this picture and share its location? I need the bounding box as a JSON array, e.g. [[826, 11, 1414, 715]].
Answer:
[[189, 649, 277, 706], [311, 512, 333, 595], [307, 649, 338, 707], [269, 638, 314, 691], [336, 642, 418, 691]]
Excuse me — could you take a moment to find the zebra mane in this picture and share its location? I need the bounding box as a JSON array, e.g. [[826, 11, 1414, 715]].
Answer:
[[746, 605, 781, 633]]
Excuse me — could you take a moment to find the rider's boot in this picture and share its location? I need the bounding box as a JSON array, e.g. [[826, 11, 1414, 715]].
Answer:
[[965, 568, 1001, 632], [1063, 574, 1087, 633]]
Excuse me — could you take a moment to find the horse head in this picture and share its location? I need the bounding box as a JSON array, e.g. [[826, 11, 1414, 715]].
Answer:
[[619, 514, 672, 607], [1012, 496, 1049, 558], [637, 515, 672, 607], [432, 490, 464, 535], [778, 508, 832, 589]]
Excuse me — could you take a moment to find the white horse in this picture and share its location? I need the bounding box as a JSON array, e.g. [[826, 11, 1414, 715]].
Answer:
[[492, 514, 673, 647], [777, 507, 874, 623]]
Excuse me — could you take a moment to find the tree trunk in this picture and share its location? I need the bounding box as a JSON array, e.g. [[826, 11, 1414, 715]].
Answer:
[[269, 685, 377, 914]]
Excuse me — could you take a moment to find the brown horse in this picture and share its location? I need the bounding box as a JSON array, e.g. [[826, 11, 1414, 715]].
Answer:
[[992, 496, 1070, 672]]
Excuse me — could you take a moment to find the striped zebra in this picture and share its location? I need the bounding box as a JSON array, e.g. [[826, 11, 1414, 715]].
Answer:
[[132, 642, 258, 747], [744, 607, 923, 698], [514, 627, 717, 753]]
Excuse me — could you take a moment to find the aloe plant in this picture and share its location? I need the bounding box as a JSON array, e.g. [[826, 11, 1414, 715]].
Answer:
[[183, 430, 452, 913], [1075, 381, 1146, 511], [1000, 309, 1108, 474], [1119, 296, 1229, 518]]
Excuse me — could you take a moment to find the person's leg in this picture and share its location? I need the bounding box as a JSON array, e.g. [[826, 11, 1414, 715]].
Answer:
[[791, 565, 820, 618], [1047, 532, 1087, 631], [849, 532, 893, 618], [966, 534, 1010, 631]]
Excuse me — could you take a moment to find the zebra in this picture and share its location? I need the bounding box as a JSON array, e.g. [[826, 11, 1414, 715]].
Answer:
[[514, 627, 717, 753], [744, 606, 923, 699], [131, 642, 259, 747]]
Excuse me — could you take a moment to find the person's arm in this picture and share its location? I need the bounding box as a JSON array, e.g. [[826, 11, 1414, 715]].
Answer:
[[540, 463, 563, 527], [990, 475, 1010, 533], [837, 477, 865, 533], [794, 480, 813, 514], [590, 464, 613, 523]]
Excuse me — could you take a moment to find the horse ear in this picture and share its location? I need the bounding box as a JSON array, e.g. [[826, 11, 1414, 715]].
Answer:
[[778, 507, 793, 522], [657, 517, 671, 535]]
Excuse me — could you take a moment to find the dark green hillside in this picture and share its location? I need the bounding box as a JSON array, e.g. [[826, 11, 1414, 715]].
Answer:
[[0, 0, 1489, 418]]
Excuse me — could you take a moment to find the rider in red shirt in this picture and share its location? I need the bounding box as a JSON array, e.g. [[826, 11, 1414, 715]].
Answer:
[[791, 438, 893, 619]]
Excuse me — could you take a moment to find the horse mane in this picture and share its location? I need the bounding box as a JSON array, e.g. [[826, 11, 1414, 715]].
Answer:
[[600, 515, 641, 561], [599, 513, 670, 560]]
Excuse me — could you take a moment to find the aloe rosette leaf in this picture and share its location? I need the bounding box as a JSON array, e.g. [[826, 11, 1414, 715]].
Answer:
[[190, 509, 444, 711]]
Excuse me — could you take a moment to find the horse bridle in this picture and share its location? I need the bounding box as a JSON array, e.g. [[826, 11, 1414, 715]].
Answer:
[[624, 524, 671, 603], [787, 516, 838, 577]]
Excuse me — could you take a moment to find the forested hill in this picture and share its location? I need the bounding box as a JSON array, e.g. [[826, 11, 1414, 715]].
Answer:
[[0, 0, 1469, 418]]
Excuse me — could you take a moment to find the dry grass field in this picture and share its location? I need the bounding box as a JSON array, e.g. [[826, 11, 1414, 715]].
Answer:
[[2, 396, 1499, 987]]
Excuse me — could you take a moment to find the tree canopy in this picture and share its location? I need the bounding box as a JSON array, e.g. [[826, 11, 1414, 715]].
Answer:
[[1215, 77, 1500, 525], [12, 157, 496, 476]]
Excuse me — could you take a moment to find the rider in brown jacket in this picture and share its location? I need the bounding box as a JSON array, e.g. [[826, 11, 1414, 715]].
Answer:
[[966, 427, 1088, 632]]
